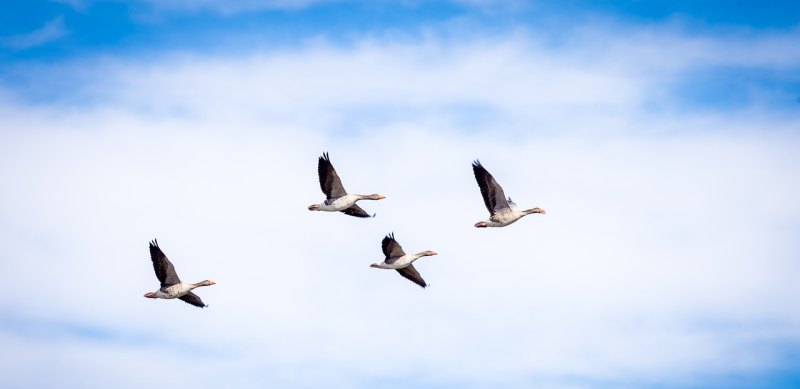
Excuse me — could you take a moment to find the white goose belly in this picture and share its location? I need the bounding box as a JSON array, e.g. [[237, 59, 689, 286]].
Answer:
[[384, 255, 414, 269], [157, 283, 192, 299], [491, 211, 525, 226], [320, 194, 360, 212]]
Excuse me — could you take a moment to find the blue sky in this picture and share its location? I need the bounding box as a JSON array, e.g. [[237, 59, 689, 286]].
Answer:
[[2, 1, 799, 113], [1, 1, 798, 57], [1, 1, 799, 389], [2, 1, 799, 60]]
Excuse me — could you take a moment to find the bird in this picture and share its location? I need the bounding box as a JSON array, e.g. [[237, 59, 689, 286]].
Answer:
[[143, 239, 216, 308], [308, 152, 385, 218], [370, 233, 437, 288], [472, 160, 545, 228]]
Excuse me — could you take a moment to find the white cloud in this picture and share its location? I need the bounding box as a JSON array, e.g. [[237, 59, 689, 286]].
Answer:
[[124, 0, 504, 15], [57, 0, 349, 14], [2, 16, 68, 50], [0, 24, 799, 388], [143, 0, 341, 13]]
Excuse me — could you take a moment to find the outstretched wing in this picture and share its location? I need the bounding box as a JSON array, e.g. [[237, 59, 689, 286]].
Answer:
[[318, 152, 347, 199], [472, 160, 511, 215], [179, 291, 207, 308], [396, 264, 427, 288], [381, 233, 406, 264], [341, 204, 373, 218], [149, 239, 181, 287]]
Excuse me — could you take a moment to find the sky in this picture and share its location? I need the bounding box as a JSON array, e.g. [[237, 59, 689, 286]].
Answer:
[[1, 1, 799, 388]]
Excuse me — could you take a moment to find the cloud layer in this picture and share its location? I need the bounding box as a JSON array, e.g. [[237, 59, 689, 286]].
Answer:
[[1, 16, 67, 50], [0, 19, 799, 388]]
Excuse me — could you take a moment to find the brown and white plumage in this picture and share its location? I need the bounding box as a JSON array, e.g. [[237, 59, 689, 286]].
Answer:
[[144, 239, 216, 308], [308, 152, 385, 218], [472, 160, 545, 228], [370, 233, 437, 288]]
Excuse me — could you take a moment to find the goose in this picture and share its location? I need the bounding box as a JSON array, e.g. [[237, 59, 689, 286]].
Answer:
[[370, 233, 437, 288], [308, 152, 385, 218], [143, 239, 216, 308], [472, 160, 545, 228]]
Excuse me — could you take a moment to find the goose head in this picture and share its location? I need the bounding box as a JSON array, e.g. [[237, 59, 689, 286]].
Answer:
[[369, 263, 382, 268], [368, 194, 386, 200], [527, 207, 546, 214], [308, 204, 321, 211], [422, 250, 438, 257], [143, 292, 158, 299], [200, 280, 216, 286], [474, 221, 488, 228]]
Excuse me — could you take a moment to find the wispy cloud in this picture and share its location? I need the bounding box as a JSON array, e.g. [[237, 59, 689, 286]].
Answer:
[[47, 0, 519, 15], [62, 0, 349, 14], [144, 0, 341, 13], [2, 16, 68, 50], [0, 311, 221, 353], [6, 24, 795, 131]]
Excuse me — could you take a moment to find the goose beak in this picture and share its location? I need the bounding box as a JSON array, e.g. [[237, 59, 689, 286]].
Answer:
[[308, 204, 320, 211], [474, 222, 487, 228], [370, 264, 380, 268]]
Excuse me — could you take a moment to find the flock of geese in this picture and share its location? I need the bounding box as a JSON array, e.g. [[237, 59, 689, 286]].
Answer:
[[144, 153, 546, 307]]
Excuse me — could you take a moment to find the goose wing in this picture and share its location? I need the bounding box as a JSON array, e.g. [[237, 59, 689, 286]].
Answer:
[[318, 152, 347, 199], [381, 233, 406, 264], [341, 204, 373, 218], [149, 239, 181, 287], [472, 160, 511, 215], [178, 291, 207, 308], [396, 264, 427, 288]]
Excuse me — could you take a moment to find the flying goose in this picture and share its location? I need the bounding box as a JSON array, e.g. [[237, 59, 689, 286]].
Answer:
[[370, 233, 437, 288], [308, 152, 385, 218], [472, 160, 545, 228], [144, 239, 216, 308]]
